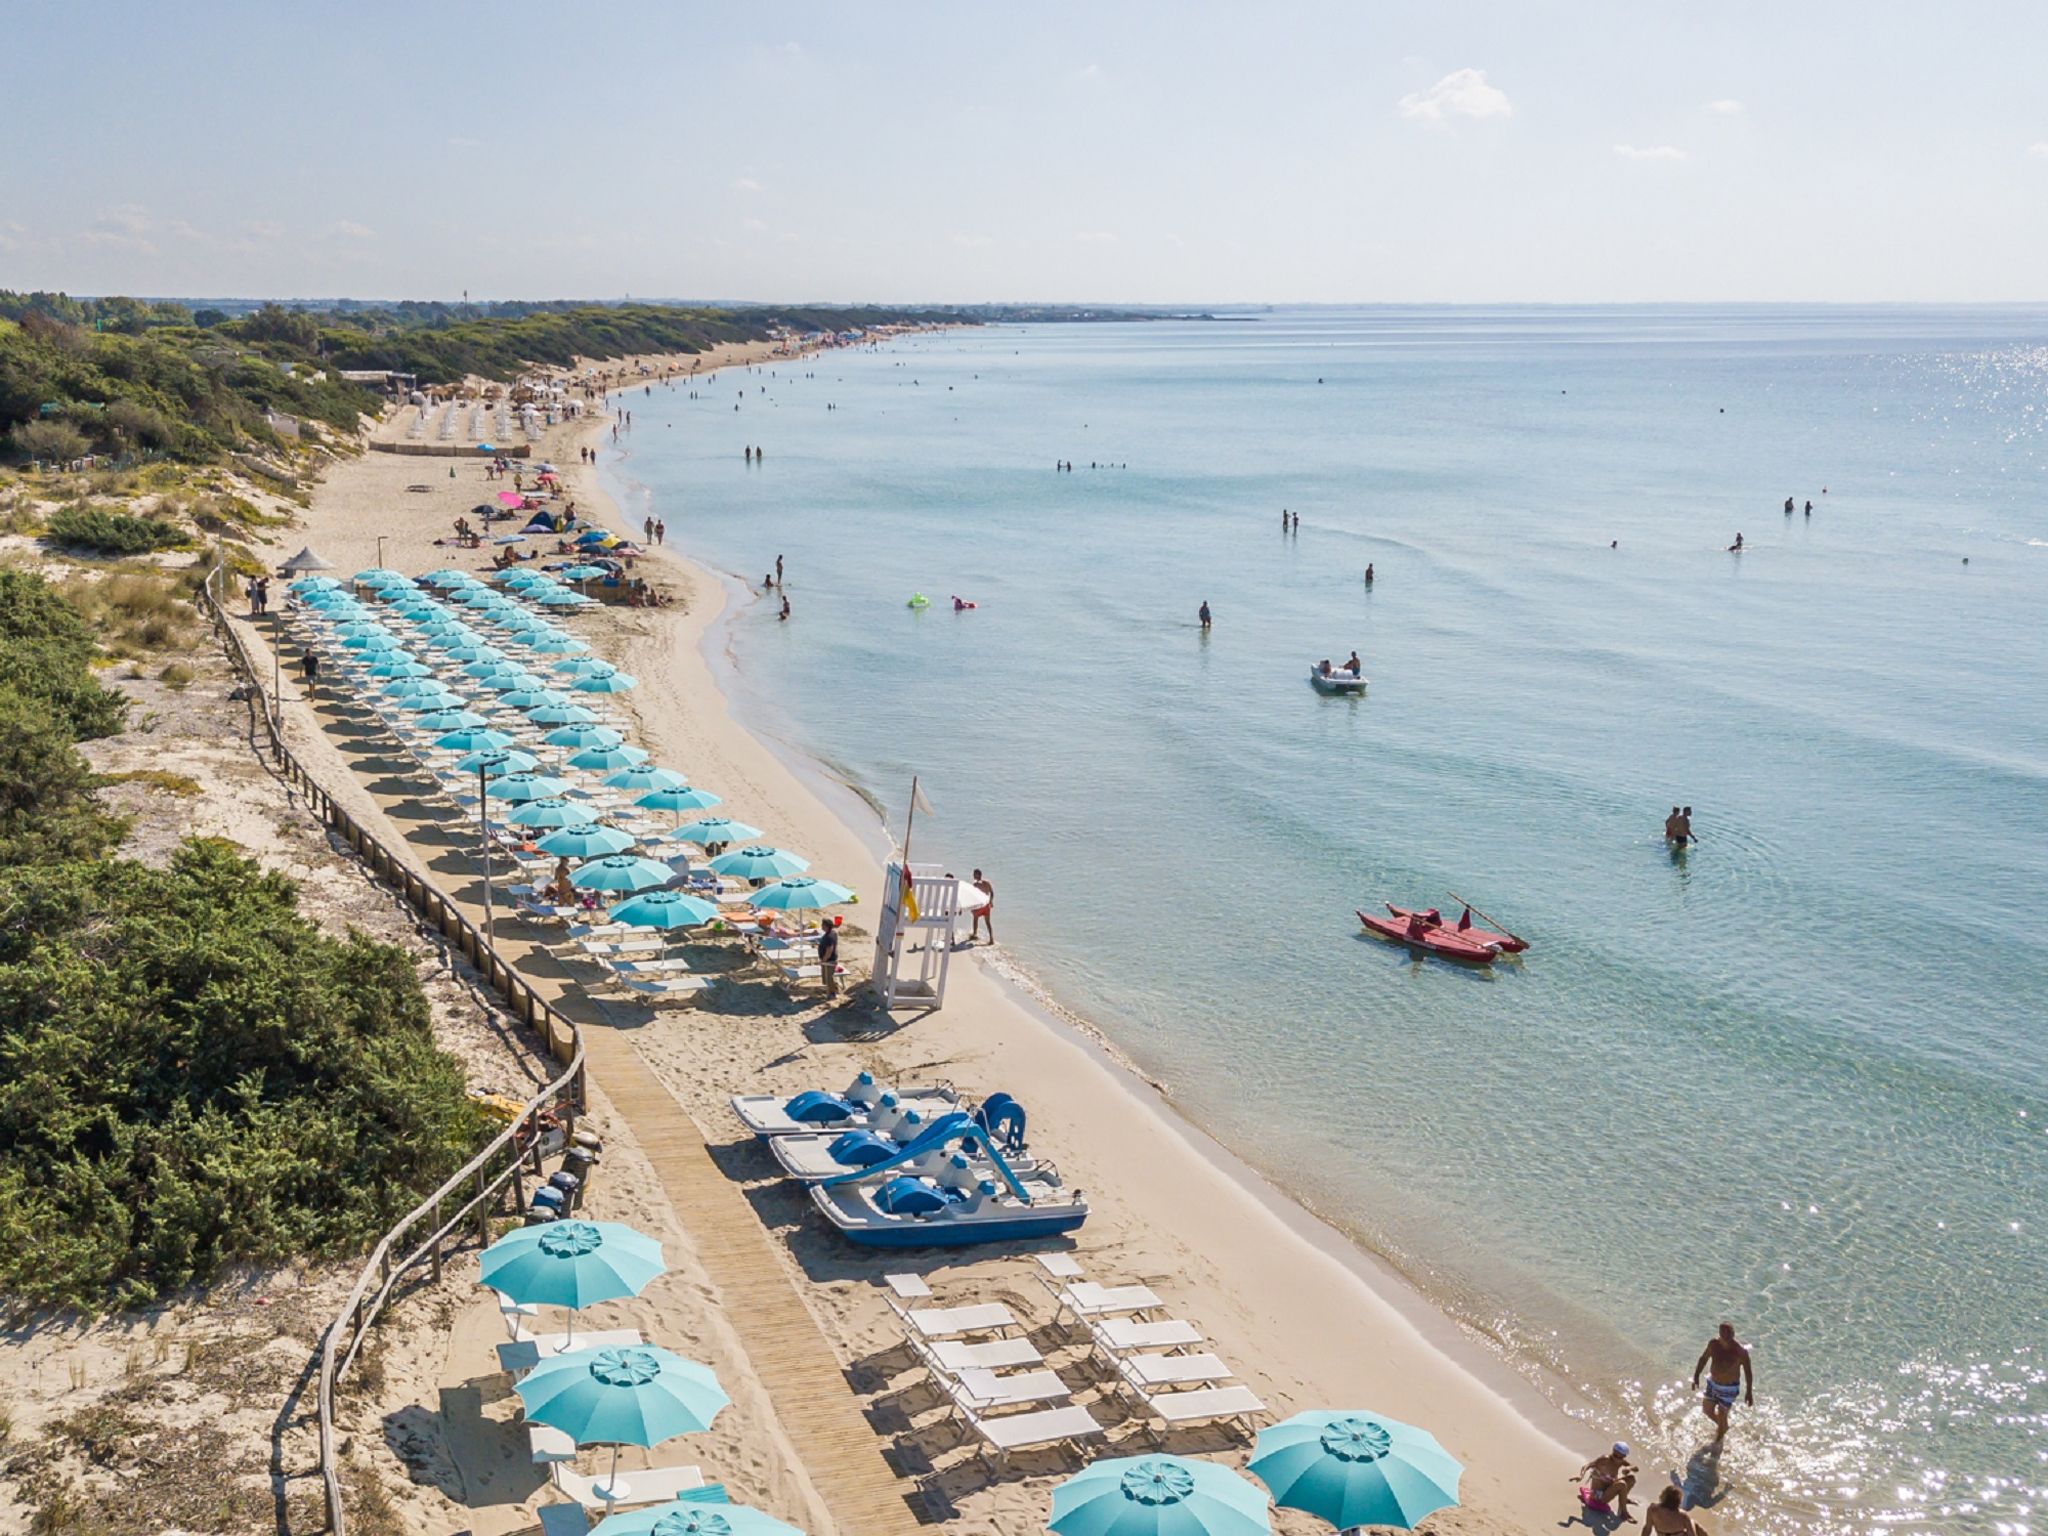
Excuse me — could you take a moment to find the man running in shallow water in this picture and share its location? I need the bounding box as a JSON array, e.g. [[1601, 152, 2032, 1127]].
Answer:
[[1692, 1322, 1753, 1439]]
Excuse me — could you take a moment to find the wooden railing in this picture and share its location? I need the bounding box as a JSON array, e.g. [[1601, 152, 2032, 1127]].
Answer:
[[198, 565, 586, 1534]]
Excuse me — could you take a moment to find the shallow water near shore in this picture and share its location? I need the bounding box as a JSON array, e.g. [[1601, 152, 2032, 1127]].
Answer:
[[606, 308, 2048, 1535]]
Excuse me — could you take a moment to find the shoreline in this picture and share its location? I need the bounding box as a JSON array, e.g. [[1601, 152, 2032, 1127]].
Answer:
[[575, 368, 1597, 1506]]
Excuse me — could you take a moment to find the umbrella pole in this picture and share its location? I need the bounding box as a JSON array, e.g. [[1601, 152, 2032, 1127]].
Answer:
[[479, 768, 494, 947]]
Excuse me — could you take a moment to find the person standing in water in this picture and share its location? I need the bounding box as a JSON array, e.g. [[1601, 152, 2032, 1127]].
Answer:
[[775, 554, 784, 586], [969, 869, 995, 945], [1198, 600, 1212, 630], [1664, 807, 1686, 844], [1692, 1322, 1754, 1440], [1364, 563, 1374, 585]]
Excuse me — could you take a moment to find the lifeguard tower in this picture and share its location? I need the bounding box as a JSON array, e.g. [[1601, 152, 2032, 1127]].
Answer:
[[872, 861, 964, 1010]]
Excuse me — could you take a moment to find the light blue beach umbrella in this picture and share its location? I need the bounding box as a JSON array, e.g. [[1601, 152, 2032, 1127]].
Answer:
[[524, 632, 589, 656], [483, 670, 550, 694], [1051, 1456, 1271, 1536], [515, 1345, 728, 1498], [605, 766, 687, 793], [570, 855, 676, 894], [639, 786, 722, 817], [391, 689, 467, 713], [553, 657, 619, 678], [289, 575, 341, 593], [538, 588, 592, 607], [710, 846, 810, 880], [1247, 1411, 1462, 1532], [433, 726, 513, 753], [568, 744, 650, 772], [367, 657, 432, 679], [575, 671, 638, 694], [455, 747, 540, 777], [480, 1220, 666, 1332], [352, 567, 409, 585], [592, 1499, 802, 1536], [455, 649, 513, 671], [334, 620, 394, 638], [507, 797, 599, 829], [561, 563, 609, 582], [421, 570, 470, 588], [416, 709, 490, 733], [383, 675, 452, 699], [501, 687, 571, 711], [671, 817, 763, 847], [528, 702, 600, 726], [299, 590, 357, 610], [747, 877, 856, 912], [488, 770, 572, 803], [543, 724, 625, 751], [342, 633, 406, 654], [537, 824, 637, 859], [608, 890, 720, 930]]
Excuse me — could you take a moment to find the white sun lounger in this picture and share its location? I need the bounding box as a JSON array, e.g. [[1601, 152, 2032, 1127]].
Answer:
[[950, 1396, 1105, 1470], [1044, 1279, 1162, 1326], [929, 1337, 1044, 1372], [530, 1423, 577, 1463], [947, 1365, 1072, 1411], [609, 975, 716, 1006], [1116, 1351, 1235, 1388], [496, 1328, 643, 1375], [1128, 1382, 1266, 1437], [889, 1297, 1019, 1340], [493, 1287, 540, 1340], [552, 1462, 704, 1509], [1089, 1315, 1204, 1352]]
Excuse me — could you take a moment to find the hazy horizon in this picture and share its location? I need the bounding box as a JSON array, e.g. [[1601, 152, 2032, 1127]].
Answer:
[[9, 2, 2048, 306]]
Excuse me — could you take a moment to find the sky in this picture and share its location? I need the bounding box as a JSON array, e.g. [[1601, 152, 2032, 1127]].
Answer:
[[6, 1, 2048, 305]]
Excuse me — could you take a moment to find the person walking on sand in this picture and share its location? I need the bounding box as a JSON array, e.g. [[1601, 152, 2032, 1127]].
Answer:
[[1574, 1441, 1638, 1521], [655, 519, 665, 545], [1198, 599, 1212, 630], [1692, 1323, 1753, 1440], [643, 516, 654, 543], [1642, 1485, 1705, 1534], [969, 869, 995, 945], [299, 647, 319, 698]]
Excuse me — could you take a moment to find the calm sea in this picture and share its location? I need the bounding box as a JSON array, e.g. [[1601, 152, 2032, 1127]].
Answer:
[[606, 309, 2048, 1535]]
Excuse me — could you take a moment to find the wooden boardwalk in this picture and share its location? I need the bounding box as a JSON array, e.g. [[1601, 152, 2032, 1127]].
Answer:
[[579, 1030, 925, 1536]]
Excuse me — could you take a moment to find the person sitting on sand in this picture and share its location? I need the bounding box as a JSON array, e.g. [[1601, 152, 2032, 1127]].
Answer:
[[1575, 1442, 1638, 1520], [1642, 1485, 1704, 1534]]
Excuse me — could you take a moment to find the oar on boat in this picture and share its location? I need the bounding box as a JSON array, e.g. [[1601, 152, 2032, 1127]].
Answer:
[[1445, 891, 1528, 952]]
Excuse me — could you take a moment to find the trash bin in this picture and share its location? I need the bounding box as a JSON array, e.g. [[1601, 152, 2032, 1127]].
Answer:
[[547, 1170, 582, 1214]]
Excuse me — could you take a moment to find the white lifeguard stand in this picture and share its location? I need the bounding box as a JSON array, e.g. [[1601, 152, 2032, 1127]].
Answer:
[[873, 860, 962, 1011]]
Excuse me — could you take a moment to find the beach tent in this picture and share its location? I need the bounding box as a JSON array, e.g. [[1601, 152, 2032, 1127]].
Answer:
[[280, 546, 336, 573]]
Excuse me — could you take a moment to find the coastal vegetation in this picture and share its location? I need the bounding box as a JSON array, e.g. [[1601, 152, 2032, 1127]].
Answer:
[[1, 290, 956, 471], [0, 568, 484, 1314]]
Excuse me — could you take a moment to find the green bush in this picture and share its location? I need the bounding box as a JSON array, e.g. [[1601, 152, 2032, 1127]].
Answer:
[[0, 569, 127, 740], [0, 692, 126, 866], [43, 506, 190, 555], [0, 840, 486, 1312], [10, 418, 88, 463]]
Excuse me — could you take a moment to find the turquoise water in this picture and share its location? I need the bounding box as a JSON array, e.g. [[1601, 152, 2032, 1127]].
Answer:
[[607, 310, 2048, 1534]]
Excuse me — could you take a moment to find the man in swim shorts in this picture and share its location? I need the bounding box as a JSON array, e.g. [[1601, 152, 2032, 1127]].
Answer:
[[969, 868, 995, 945], [1664, 807, 1685, 844], [1575, 1441, 1638, 1519], [1692, 1322, 1753, 1439]]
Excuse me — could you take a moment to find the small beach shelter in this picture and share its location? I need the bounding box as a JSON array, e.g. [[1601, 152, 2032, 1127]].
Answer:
[[515, 1345, 728, 1510], [280, 546, 336, 573], [710, 846, 810, 881], [747, 877, 855, 912], [1247, 1411, 1462, 1532], [1050, 1456, 1271, 1536], [592, 1499, 802, 1536]]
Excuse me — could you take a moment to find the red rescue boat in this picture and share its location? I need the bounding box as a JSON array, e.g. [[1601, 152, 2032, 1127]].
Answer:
[[1384, 903, 1529, 954], [1356, 905, 1502, 963]]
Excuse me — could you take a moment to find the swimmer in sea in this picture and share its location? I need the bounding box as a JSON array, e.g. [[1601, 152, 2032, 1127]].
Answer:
[[1198, 600, 1211, 629]]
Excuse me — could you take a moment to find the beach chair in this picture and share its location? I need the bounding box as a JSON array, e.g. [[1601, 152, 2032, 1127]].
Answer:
[[530, 1423, 577, 1463], [945, 1364, 1072, 1411], [777, 961, 846, 994], [1114, 1351, 1235, 1388], [553, 1462, 704, 1510], [492, 1287, 540, 1340], [496, 1328, 643, 1376], [948, 1391, 1105, 1471], [1042, 1278, 1163, 1329], [888, 1297, 1019, 1341], [1125, 1381, 1266, 1440], [928, 1336, 1045, 1373], [1088, 1313, 1205, 1353], [609, 974, 716, 1007]]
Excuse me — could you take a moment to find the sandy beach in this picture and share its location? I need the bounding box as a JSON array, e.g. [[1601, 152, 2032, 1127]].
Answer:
[[237, 346, 1597, 1536]]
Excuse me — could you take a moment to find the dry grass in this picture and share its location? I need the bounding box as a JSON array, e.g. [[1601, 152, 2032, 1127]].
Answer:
[[57, 568, 200, 657], [101, 768, 203, 797]]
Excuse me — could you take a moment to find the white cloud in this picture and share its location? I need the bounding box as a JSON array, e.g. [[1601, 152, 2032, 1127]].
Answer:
[[1707, 99, 1744, 116], [242, 220, 284, 242], [1614, 144, 1687, 162], [949, 232, 994, 249], [1073, 230, 1119, 245], [332, 220, 375, 239], [1398, 68, 1511, 123], [742, 216, 768, 233], [733, 176, 763, 193], [2029, 142, 2048, 159], [1073, 63, 1102, 83]]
